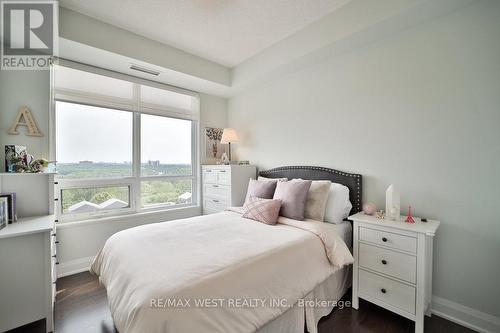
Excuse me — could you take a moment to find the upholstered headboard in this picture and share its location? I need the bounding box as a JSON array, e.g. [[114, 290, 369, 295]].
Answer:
[[258, 166, 363, 216]]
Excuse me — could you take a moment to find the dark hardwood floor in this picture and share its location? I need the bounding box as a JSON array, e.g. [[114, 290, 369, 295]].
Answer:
[[9, 271, 475, 333]]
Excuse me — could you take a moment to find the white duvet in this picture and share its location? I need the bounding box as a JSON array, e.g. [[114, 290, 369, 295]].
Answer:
[[91, 210, 353, 333]]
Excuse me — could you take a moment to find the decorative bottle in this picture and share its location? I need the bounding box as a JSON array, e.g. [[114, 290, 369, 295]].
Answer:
[[385, 184, 400, 221]]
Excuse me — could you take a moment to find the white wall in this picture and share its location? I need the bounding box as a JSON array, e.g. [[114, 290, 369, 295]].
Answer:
[[0, 70, 50, 166], [229, 0, 500, 323]]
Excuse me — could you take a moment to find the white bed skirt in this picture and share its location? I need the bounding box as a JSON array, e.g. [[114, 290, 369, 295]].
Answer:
[[257, 265, 352, 333]]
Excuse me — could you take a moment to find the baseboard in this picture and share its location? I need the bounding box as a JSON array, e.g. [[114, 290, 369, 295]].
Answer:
[[57, 256, 500, 333], [57, 256, 95, 278], [432, 296, 500, 333]]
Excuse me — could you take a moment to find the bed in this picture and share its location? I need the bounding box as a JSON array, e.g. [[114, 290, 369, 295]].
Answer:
[[91, 166, 362, 333]]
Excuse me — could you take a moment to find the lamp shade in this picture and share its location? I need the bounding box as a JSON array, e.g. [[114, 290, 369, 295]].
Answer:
[[220, 128, 239, 144]]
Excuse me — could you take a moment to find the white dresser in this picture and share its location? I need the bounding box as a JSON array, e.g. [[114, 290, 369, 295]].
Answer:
[[202, 165, 257, 214], [350, 212, 440, 333], [0, 215, 57, 333], [0, 173, 56, 332]]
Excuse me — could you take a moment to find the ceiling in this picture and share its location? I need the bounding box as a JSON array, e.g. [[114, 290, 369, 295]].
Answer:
[[60, 0, 350, 67]]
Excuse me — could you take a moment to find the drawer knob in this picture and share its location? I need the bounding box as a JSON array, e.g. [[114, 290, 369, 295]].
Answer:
[[381, 288, 387, 294], [212, 199, 219, 203], [381, 259, 387, 265], [382, 237, 388, 242]]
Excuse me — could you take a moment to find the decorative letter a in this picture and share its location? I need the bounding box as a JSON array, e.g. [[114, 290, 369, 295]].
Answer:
[[7, 106, 43, 137]]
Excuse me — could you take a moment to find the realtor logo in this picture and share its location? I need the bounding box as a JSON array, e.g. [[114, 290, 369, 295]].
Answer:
[[1, 0, 57, 70]]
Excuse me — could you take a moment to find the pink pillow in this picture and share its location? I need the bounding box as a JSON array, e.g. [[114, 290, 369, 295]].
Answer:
[[244, 179, 278, 203], [242, 197, 282, 225], [273, 179, 312, 220]]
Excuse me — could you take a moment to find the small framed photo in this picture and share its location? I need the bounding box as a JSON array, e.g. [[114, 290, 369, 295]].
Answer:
[[0, 197, 8, 231]]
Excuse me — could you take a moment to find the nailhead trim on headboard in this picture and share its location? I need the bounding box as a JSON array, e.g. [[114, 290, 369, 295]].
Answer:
[[259, 165, 362, 215]]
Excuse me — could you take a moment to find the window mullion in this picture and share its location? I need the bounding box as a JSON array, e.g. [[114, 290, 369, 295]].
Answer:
[[133, 83, 142, 212]]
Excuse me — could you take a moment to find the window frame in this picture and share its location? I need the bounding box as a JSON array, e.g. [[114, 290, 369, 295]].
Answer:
[[51, 61, 200, 223]]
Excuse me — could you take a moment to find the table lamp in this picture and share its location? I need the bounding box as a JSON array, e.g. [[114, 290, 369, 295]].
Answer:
[[220, 128, 239, 162]]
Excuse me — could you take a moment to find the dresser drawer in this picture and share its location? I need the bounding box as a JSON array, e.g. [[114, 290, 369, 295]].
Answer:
[[203, 169, 218, 184], [359, 243, 416, 283], [204, 183, 231, 199], [359, 269, 416, 314], [216, 169, 231, 185], [204, 197, 229, 212], [359, 227, 416, 253]]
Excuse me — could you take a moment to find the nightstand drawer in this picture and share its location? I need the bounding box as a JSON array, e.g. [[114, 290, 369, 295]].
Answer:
[[359, 243, 416, 283], [204, 197, 229, 212], [204, 184, 231, 199], [359, 227, 416, 253], [359, 269, 416, 314]]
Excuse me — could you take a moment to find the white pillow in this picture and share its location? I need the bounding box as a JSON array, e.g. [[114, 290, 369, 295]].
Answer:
[[324, 183, 352, 224], [258, 176, 288, 182]]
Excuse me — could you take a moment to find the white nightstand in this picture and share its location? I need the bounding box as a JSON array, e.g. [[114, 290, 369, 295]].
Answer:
[[350, 212, 440, 333], [202, 165, 256, 214]]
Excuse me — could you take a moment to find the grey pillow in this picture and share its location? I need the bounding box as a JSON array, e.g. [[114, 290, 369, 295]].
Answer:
[[273, 180, 312, 220], [245, 179, 277, 203], [291, 179, 332, 221]]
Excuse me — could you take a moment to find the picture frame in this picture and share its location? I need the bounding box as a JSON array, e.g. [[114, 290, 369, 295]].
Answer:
[[0, 197, 8, 231], [0, 193, 17, 223], [203, 127, 226, 164], [4, 145, 27, 173]]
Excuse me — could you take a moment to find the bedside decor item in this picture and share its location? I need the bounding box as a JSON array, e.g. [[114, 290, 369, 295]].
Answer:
[[0, 197, 8, 230], [220, 128, 239, 162], [385, 184, 400, 221], [375, 210, 385, 219], [205, 127, 225, 160], [7, 106, 43, 137], [221, 152, 229, 165], [362, 202, 377, 215], [5, 145, 28, 172], [29, 158, 49, 173], [0, 193, 17, 223], [405, 205, 416, 223]]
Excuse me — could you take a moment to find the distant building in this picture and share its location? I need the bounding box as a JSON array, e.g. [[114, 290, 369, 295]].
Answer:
[[178, 192, 192, 203], [67, 201, 100, 213], [148, 160, 160, 167], [78, 160, 93, 164], [99, 199, 129, 210]]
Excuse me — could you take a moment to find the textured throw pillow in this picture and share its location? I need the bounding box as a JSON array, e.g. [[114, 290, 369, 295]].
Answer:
[[324, 183, 353, 224], [291, 179, 332, 221], [242, 197, 282, 225], [258, 176, 288, 182], [273, 180, 312, 220], [245, 179, 277, 203]]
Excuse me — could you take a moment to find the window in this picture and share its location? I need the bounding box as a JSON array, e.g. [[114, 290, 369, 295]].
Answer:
[[53, 62, 199, 221]]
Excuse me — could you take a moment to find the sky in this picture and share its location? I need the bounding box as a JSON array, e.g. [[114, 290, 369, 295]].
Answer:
[[56, 102, 191, 164]]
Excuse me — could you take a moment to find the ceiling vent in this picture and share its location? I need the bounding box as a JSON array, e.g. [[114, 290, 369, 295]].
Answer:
[[129, 64, 160, 76]]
